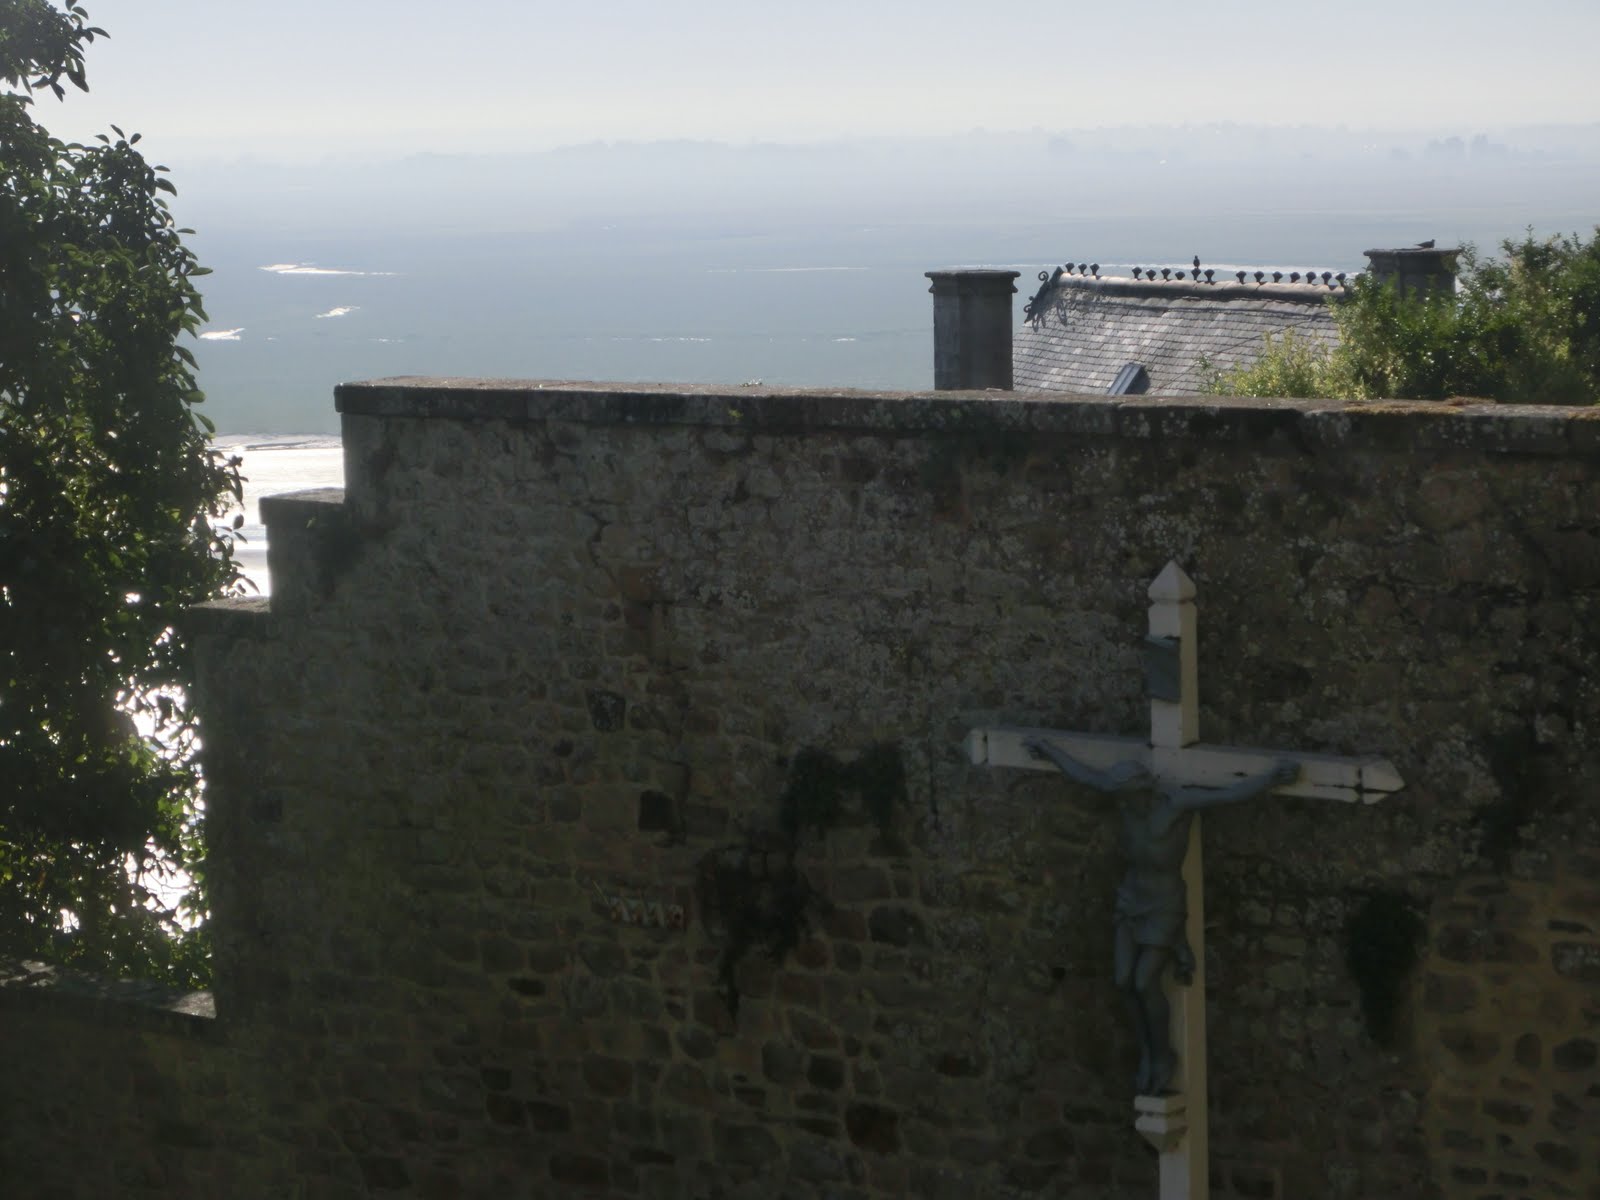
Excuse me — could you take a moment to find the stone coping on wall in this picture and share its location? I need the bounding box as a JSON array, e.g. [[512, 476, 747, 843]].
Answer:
[[0, 956, 217, 1037], [188, 594, 274, 637], [334, 377, 1600, 456]]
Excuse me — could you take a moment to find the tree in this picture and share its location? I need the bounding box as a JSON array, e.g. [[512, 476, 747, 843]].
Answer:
[[1, 0, 241, 985], [1208, 229, 1600, 405]]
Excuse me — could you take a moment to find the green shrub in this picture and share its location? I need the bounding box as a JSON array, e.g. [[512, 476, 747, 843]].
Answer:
[[2, 1, 241, 985], [1206, 229, 1600, 405]]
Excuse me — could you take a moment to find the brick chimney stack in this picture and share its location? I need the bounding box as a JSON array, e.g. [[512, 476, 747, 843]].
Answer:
[[926, 269, 1021, 390], [1362, 245, 1461, 301]]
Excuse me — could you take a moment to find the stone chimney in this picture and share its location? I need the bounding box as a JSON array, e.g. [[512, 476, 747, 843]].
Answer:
[[1362, 244, 1461, 301], [926, 269, 1021, 390]]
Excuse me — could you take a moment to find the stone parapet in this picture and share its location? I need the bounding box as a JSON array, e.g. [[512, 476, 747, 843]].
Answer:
[[335, 377, 1600, 456], [0, 957, 217, 1033]]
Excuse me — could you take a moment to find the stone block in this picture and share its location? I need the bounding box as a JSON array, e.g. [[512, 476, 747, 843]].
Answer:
[[1481, 1098, 1533, 1126], [844, 1102, 900, 1154], [934, 1050, 985, 1078], [821, 909, 868, 942], [831, 866, 893, 904], [795, 1116, 841, 1140], [1422, 972, 1480, 1015], [789, 1140, 850, 1183], [806, 1056, 846, 1091], [712, 1121, 781, 1168], [1439, 1027, 1502, 1067], [549, 1153, 609, 1189], [483, 1094, 523, 1128], [1550, 1037, 1597, 1071], [358, 1157, 411, 1191], [1534, 1141, 1582, 1173], [582, 1055, 633, 1098], [1552, 942, 1600, 982], [673, 1024, 716, 1063], [867, 906, 927, 947], [586, 690, 627, 732], [788, 1010, 840, 1052]]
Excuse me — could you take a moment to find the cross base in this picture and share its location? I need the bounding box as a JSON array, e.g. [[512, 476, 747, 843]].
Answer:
[[1133, 1093, 1189, 1153], [1137, 1091, 1207, 1198]]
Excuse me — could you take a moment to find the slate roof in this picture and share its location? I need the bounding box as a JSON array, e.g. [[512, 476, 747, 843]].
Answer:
[[1014, 274, 1343, 395]]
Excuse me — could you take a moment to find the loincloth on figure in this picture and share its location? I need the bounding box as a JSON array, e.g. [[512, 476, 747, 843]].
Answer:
[[1115, 887, 1197, 982]]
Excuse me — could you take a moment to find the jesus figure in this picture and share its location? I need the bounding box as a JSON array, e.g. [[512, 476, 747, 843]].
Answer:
[[1024, 737, 1298, 1095]]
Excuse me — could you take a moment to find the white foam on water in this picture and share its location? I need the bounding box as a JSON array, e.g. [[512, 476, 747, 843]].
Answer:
[[199, 328, 244, 341], [260, 263, 395, 277], [316, 306, 359, 319]]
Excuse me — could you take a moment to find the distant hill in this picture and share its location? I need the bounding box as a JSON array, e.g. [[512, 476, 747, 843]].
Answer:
[[170, 125, 1600, 238]]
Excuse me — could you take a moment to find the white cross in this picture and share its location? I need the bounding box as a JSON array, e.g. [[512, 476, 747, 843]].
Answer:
[[965, 562, 1402, 1200]]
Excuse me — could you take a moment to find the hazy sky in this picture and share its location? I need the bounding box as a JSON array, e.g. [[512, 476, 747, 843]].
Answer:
[[32, 0, 1600, 162]]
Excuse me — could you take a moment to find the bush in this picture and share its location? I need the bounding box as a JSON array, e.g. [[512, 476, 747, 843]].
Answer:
[[1208, 229, 1600, 405], [1, 1, 241, 984]]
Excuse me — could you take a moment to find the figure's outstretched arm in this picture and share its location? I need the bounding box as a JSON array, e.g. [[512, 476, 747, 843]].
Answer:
[[1172, 759, 1299, 811], [1023, 737, 1147, 793]]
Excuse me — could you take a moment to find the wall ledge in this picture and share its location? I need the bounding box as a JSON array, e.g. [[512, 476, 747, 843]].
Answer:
[[0, 957, 218, 1037], [187, 595, 277, 639], [335, 378, 1600, 457]]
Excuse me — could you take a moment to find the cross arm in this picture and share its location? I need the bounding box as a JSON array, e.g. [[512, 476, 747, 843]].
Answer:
[[966, 727, 1150, 775], [1165, 744, 1405, 805], [966, 727, 1403, 805], [1170, 759, 1298, 810]]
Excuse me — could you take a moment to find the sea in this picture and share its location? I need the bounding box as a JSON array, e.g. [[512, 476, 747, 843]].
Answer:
[[187, 209, 1450, 433]]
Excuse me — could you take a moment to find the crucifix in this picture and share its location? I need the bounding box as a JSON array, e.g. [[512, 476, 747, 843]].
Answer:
[[964, 562, 1403, 1200]]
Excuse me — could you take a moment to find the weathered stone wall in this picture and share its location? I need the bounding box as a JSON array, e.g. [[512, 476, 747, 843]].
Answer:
[[1415, 868, 1599, 1195], [0, 962, 270, 1195], [7, 382, 1598, 1199]]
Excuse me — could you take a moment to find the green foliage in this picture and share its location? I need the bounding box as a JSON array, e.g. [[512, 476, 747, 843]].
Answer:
[[1206, 229, 1600, 404], [1, 1, 240, 986], [1197, 329, 1354, 400]]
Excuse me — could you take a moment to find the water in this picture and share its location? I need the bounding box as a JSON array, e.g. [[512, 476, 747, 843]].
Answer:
[[189, 227, 943, 435], [214, 436, 345, 597], [185, 205, 1576, 438]]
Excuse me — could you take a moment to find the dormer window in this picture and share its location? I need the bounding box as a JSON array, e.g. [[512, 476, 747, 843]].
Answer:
[[1109, 362, 1149, 395]]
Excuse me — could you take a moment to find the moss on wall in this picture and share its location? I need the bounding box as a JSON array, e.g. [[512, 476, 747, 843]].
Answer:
[[697, 744, 905, 1014]]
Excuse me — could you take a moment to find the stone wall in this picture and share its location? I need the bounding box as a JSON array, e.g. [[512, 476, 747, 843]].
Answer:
[[0, 961, 257, 1195], [5, 381, 1599, 1198], [1415, 868, 1599, 1195]]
